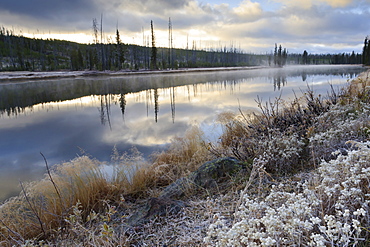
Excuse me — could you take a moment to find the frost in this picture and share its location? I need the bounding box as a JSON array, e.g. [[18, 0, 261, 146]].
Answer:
[[205, 141, 370, 246]]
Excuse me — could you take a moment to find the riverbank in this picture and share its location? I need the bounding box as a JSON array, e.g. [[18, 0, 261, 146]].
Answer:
[[0, 66, 268, 82], [0, 68, 370, 246]]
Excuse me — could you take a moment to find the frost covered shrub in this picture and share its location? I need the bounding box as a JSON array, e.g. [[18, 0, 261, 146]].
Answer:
[[212, 113, 306, 174], [205, 141, 370, 246], [254, 129, 305, 174], [309, 103, 370, 163], [212, 86, 341, 175]]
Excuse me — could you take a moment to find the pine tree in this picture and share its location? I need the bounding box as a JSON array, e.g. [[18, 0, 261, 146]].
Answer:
[[282, 48, 287, 66], [363, 37, 369, 66], [278, 45, 282, 66], [302, 50, 308, 64], [150, 20, 157, 70], [115, 29, 125, 70]]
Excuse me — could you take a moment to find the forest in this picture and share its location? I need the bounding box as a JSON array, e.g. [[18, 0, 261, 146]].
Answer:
[[0, 26, 365, 72]]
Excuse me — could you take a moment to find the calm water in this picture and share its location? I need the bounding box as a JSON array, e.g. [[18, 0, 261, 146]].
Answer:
[[0, 65, 366, 201]]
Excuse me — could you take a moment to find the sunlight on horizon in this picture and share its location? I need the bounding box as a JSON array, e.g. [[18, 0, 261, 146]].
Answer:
[[20, 29, 244, 51], [22, 32, 94, 44]]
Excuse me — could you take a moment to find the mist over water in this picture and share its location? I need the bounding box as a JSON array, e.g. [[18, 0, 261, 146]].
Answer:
[[0, 65, 366, 201]]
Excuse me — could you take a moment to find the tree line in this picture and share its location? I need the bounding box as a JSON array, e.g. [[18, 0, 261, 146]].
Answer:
[[0, 25, 366, 72]]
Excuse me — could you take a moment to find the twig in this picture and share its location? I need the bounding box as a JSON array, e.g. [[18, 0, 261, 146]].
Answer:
[[234, 158, 264, 221], [40, 152, 63, 203], [0, 218, 24, 244], [19, 180, 46, 237]]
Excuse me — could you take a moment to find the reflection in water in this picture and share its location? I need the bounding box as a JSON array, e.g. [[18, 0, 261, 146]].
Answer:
[[302, 72, 307, 82], [0, 65, 367, 201], [0, 65, 363, 119], [99, 94, 112, 129], [274, 75, 287, 91], [0, 66, 361, 122], [0, 65, 365, 123], [154, 88, 159, 123], [170, 86, 176, 123], [119, 94, 126, 119]]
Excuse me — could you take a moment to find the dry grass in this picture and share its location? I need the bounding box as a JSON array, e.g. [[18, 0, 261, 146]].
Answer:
[[150, 125, 213, 187], [0, 126, 212, 245], [0, 149, 153, 245]]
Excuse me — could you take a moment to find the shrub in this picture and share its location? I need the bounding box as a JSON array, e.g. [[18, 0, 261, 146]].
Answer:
[[205, 141, 370, 246], [308, 103, 370, 163]]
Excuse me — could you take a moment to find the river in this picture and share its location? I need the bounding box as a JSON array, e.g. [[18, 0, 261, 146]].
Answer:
[[0, 65, 366, 201]]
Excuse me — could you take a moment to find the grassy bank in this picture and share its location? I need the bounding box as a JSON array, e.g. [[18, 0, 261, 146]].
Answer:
[[1, 69, 370, 246]]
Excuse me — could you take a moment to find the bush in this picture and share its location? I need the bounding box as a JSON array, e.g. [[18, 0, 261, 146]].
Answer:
[[205, 141, 370, 246]]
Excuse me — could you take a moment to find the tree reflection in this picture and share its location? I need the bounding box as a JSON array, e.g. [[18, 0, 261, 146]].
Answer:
[[119, 93, 126, 120], [170, 86, 175, 123], [154, 88, 159, 123], [273, 75, 287, 91], [302, 72, 307, 82], [98, 94, 112, 130]]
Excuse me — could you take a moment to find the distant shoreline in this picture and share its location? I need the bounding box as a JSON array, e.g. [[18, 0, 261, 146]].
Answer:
[[0, 66, 268, 82]]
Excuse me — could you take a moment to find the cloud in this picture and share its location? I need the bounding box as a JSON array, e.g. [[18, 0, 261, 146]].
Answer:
[[0, 0, 100, 32], [271, 0, 354, 9], [322, 0, 352, 7], [0, 0, 94, 18], [0, 0, 369, 53], [232, 0, 263, 21]]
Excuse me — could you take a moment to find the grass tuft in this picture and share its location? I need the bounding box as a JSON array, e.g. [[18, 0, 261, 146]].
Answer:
[[150, 125, 213, 187]]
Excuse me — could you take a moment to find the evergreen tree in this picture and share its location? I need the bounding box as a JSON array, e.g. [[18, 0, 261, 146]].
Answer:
[[278, 45, 282, 66], [282, 48, 287, 66], [302, 50, 309, 64], [363, 37, 369, 66], [115, 29, 125, 70], [150, 20, 157, 70]]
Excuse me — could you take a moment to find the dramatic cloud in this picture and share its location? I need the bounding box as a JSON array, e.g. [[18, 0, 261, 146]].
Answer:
[[0, 0, 369, 53], [232, 0, 263, 21]]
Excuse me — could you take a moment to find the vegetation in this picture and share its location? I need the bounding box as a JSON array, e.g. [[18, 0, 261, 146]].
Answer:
[[0, 66, 369, 245], [272, 43, 288, 67], [363, 36, 370, 66], [0, 26, 365, 72], [150, 20, 157, 70]]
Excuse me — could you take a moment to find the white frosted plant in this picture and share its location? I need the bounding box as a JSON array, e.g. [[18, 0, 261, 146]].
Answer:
[[309, 103, 370, 161], [257, 130, 305, 173], [205, 141, 370, 246]]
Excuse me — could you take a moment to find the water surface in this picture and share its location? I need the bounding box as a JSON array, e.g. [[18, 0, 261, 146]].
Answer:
[[0, 65, 366, 201]]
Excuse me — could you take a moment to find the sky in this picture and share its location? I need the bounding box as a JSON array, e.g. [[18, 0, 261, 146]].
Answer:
[[0, 0, 369, 54]]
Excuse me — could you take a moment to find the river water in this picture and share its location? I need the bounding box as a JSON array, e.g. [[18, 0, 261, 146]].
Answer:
[[0, 65, 366, 201]]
